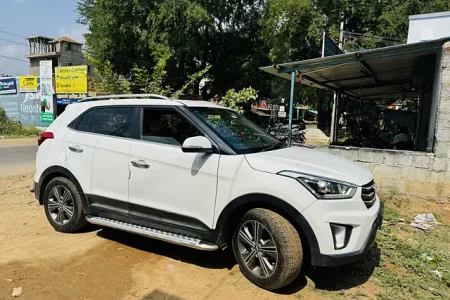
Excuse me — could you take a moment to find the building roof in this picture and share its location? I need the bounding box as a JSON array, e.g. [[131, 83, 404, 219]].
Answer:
[[26, 36, 54, 41], [260, 38, 450, 100], [409, 11, 450, 21], [50, 36, 82, 45]]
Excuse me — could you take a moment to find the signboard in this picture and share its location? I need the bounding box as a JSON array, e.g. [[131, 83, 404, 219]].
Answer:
[[39, 61, 54, 123], [55, 65, 88, 93], [0, 77, 49, 128], [0, 77, 17, 95], [278, 111, 287, 118], [56, 93, 88, 104], [322, 32, 344, 58], [279, 106, 285, 112], [19, 76, 38, 93]]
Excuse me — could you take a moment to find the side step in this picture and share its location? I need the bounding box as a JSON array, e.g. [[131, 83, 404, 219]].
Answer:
[[86, 216, 219, 251]]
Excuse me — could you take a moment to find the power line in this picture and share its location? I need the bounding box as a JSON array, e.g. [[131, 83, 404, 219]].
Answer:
[[0, 24, 32, 37], [0, 37, 28, 47], [0, 54, 29, 64]]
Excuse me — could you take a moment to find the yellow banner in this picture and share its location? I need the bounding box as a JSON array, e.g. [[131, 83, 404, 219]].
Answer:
[[19, 76, 38, 93], [55, 65, 88, 93]]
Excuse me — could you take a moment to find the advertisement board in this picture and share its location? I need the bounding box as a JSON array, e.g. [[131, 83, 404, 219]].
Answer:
[[39, 61, 54, 123], [55, 65, 88, 104], [19, 76, 38, 93], [0, 77, 49, 128], [0, 77, 17, 95]]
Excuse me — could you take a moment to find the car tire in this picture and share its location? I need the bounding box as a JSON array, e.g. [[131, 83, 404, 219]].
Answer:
[[43, 177, 88, 233], [232, 208, 303, 291]]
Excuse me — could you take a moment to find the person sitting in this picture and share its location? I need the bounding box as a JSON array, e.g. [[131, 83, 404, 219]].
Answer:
[[392, 126, 413, 150]]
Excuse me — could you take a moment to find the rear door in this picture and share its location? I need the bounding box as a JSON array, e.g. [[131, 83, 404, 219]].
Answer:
[[65, 109, 98, 196], [89, 106, 137, 213]]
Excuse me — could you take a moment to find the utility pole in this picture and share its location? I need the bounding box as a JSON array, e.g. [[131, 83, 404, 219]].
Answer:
[[330, 20, 345, 145]]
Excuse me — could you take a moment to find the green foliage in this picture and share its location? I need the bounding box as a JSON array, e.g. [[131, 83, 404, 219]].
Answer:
[[219, 87, 258, 113], [132, 51, 172, 96], [172, 65, 211, 99], [374, 206, 450, 300], [87, 54, 131, 95], [78, 0, 450, 100], [0, 108, 41, 137]]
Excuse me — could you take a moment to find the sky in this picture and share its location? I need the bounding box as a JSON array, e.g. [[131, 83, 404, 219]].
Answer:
[[0, 0, 87, 76]]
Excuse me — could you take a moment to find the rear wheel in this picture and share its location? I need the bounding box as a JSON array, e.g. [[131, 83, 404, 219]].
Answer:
[[232, 208, 303, 290], [43, 177, 88, 233]]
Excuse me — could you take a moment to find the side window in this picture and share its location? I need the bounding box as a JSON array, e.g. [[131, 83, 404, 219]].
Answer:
[[141, 108, 201, 146], [90, 107, 134, 138], [76, 109, 94, 132]]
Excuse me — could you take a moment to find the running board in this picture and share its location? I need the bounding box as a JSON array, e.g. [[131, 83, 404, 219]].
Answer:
[[86, 216, 219, 251]]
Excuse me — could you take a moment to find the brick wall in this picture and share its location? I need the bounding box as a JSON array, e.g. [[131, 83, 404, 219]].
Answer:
[[319, 41, 450, 202]]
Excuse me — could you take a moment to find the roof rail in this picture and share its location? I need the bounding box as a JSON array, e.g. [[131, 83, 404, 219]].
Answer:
[[78, 94, 171, 103]]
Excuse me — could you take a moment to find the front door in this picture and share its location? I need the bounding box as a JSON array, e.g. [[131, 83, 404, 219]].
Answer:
[[128, 107, 220, 231]]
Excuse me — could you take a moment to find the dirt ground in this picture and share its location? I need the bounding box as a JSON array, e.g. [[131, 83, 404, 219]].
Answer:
[[1, 171, 450, 299]]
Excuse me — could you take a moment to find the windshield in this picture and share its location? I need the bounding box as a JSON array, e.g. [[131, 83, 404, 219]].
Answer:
[[191, 107, 283, 154]]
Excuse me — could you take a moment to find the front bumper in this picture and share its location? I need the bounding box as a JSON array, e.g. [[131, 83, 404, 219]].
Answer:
[[305, 198, 383, 267]]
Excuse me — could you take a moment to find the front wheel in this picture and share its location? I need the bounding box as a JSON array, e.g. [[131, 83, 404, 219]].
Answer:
[[232, 208, 303, 290]]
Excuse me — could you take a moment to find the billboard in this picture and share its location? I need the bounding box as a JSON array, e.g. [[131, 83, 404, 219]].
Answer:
[[0, 77, 49, 128], [19, 76, 38, 93], [39, 61, 54, 123], [0, 77, 17, 95], [55, 65, 88, 104]]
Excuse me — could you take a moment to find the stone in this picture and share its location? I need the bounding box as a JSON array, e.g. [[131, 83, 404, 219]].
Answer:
[[413, 155, 431, 169], [402, 167, 431, 182], [12, 287, 22, 298], [358, 149, 384, 164], [373, 165, 401, 179], [437, 112, 450, 128], [435, 127, 450, 143], [434, 141, 450, 158], [432, 157, 448, 172]]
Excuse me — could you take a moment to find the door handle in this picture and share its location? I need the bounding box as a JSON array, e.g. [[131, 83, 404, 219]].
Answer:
[[131, 159, 150, 169], [68, 145, 84, 153]]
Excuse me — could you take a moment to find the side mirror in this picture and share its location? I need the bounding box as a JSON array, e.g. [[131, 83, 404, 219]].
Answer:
[[182, 136, 213, 153]]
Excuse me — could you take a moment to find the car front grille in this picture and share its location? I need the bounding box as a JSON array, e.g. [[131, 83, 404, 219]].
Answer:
[[362, 180, 377, 209]]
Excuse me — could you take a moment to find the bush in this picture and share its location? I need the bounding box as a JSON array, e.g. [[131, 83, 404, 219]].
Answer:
[[0, 108, 42, 137]]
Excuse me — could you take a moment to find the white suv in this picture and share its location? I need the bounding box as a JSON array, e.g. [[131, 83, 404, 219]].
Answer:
[[33, 94, 383, 290]]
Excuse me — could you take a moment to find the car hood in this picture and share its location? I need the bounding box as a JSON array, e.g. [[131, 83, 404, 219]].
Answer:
[[244, 146, 373, 186]]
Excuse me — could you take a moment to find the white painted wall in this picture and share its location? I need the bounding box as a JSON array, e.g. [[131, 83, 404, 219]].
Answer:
[[408, 11, 450, 44]]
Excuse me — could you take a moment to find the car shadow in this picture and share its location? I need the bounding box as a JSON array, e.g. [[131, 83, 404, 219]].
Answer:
[[98, 227, 381, 294], [277, 245, 381, 294], [140, 289, 186, 300], [96, 227, 236, 270]]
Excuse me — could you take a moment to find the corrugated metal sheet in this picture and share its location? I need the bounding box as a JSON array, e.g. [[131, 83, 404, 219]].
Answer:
[[260, 38, 450, 99]]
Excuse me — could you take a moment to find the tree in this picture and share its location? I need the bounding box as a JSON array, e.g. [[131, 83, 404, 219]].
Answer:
[[219, 87, 258, 113]]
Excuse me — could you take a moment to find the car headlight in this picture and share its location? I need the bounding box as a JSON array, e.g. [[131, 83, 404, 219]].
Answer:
[[278, 171, 357, 199]]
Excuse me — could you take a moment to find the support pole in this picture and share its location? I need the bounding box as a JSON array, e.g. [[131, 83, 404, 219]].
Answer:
[[288, 71, 295, 146]]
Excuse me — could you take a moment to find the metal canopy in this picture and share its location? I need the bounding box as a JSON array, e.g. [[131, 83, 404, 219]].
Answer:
[[260, 38, 449, 100]]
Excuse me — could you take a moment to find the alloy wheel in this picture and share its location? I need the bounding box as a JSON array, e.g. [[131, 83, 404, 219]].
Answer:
[[237, 220, 278, 278], [47, 185, 74, 225]]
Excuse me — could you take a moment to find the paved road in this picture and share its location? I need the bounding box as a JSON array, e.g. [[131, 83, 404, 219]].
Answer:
[[0, 139, 37, 176]]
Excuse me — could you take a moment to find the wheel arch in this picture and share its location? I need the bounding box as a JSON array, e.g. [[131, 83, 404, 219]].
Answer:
[[215, 193, 319, 264], [37, 166, 87, 209]]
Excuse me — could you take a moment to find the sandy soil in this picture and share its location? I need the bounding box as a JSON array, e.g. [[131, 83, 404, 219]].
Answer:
[[0, 173, 341, 300]]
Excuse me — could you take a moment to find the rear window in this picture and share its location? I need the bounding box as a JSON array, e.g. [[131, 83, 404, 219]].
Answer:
[[76, 110, 94, 132], [90, 107, 134, 138]]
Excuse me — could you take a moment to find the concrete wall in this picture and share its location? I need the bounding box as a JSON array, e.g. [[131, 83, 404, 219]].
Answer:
[[320, 42, 450, 202], [59, 42, 86, 66], [408, 11, 450, 43]]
